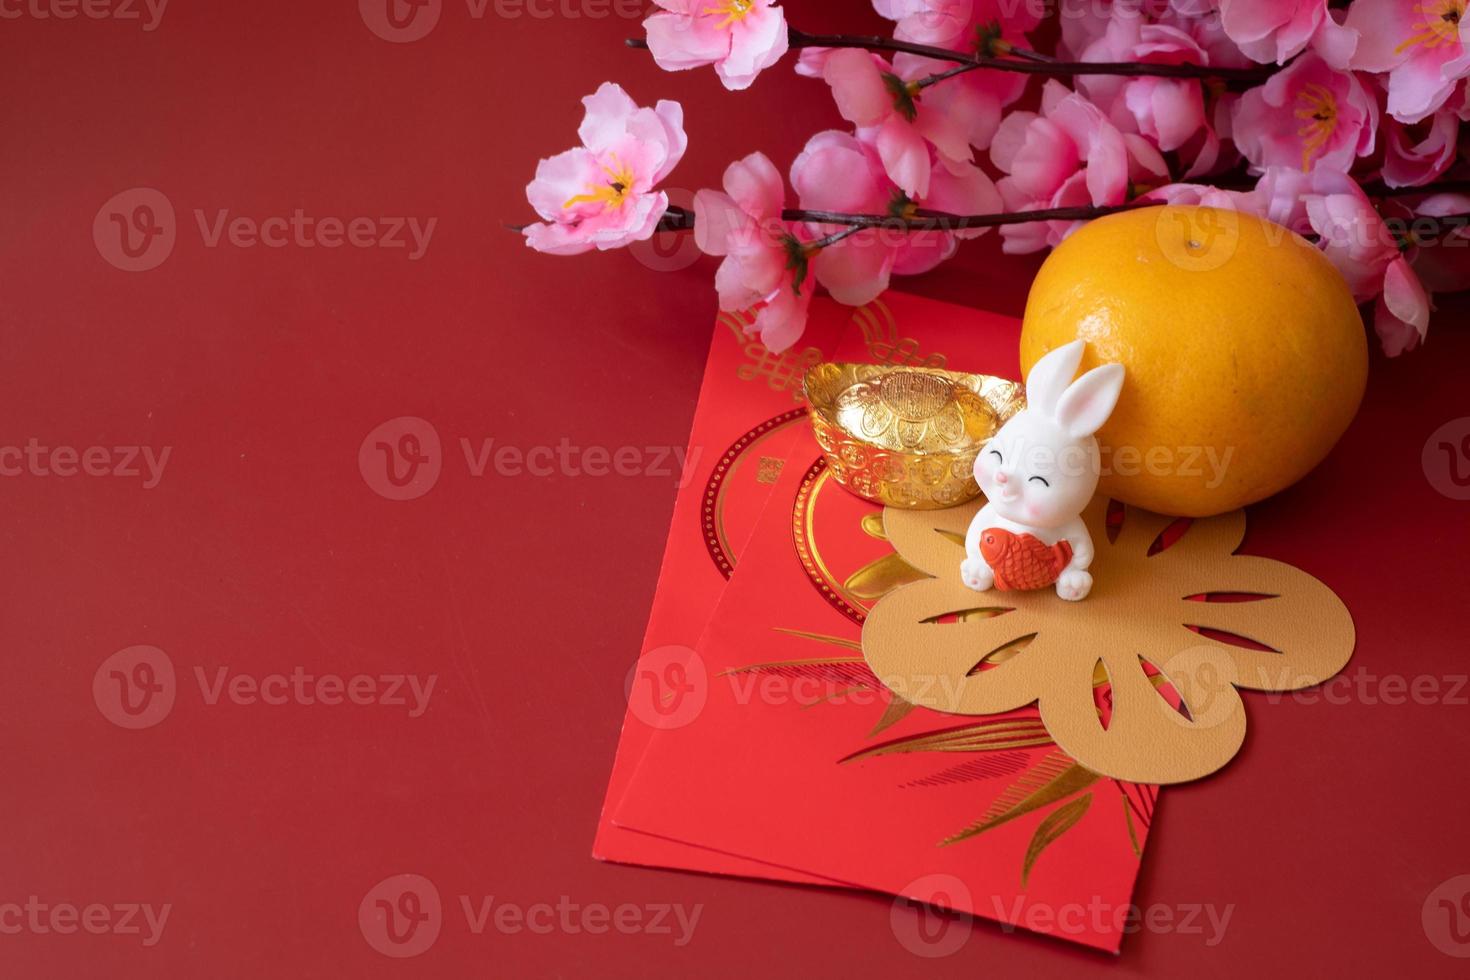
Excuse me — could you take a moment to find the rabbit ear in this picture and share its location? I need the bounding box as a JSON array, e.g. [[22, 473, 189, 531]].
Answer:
[[1054, 362, 1125, 438], [1025, 340, 1086, 417]]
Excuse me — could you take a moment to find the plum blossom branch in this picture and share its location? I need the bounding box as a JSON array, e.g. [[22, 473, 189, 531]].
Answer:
[[651, 199, 1470, 248], [625, 32, 1278, 83]]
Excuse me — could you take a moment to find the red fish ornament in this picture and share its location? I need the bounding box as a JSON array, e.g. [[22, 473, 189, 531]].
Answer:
[[978, 528, 1074, 591]]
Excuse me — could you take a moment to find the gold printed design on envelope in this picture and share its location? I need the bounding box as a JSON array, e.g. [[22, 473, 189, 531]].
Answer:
[[756, 456, 786, 484], [861, 498, 1356, 784], [852, 299, 946, 368], [723, 313, 825, 401], [701, 409, 808, 579]]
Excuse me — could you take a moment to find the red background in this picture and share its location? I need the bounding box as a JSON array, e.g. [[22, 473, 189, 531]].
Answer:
[[2, 2, 1468, 975]]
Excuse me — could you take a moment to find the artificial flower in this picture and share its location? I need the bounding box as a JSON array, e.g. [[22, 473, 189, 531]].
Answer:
[[1382, 101, 1462, 186], [820, 48, 985, 198], [643, 0, 789, 90], [694, 152, 811, 352], [991, 81, 1168, 253], [1345, 0, 1470, 122], [523, 83, 686, 255], [790, 130, 1000, 303], [1303, 178, 1401, 297], [1375, 254, 1431, 354], [1076, 16, 1212, 154], [1218, 0, 1358, 67], [1231, 52, 1378, 173]]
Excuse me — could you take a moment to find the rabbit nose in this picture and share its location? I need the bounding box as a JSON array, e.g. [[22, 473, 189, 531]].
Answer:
[[994, 471, 1009, 485]]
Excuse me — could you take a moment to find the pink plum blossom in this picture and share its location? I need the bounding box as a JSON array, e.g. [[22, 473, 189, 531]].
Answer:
[[1231, 52, 1377, 173], [1218, 0, 1358, 67], [1143, 166, 1350, 234], [789, 130, 1000, 304], [1303, 180, 1402, 298], [873, 0, 1043, 125], [1345, 0, 1470, 122], [523, 83, 686, 255], [1303, 179, 1434, 356], [820, 48, 996, 199], [1373, 193, 1470, 354], [1382, 103, 1462, 186], [990, 81, 1169, 253], [693, 152, 811, 352], [1375, 253, 1431, 354], [873, 0, 1042, 53], [643, 0, 789, 91], [1074, 14, 1220, 173]]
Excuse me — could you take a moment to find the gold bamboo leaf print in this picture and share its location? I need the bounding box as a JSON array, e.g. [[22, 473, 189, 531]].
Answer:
[[1021, 793, 1093, 888], [840, 717, 1053, 764], [867, 696, 916, 737], [721, 655, 876, 687], [1122, 795, 1141, 858], [772, 628, 862, 652], [844, 553, 927, 600], [941, 754, 1099, 846], [860, 513, 888, 540]]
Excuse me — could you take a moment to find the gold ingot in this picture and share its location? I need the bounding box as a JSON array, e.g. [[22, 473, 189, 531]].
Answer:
[[802, 362, 1025, 510]]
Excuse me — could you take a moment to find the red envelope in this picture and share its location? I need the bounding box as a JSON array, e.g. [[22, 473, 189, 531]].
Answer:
[[592, 299, 853, 883], [610, 293, 1160, 952]]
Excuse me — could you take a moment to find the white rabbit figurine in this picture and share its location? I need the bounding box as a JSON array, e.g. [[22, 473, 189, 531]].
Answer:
[[961, 340, 1125, 602]]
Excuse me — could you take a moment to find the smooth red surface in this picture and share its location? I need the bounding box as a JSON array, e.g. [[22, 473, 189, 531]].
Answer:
[[2, 4, 1469, 976]]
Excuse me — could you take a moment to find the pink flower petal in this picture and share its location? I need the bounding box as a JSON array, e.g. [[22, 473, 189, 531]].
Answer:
[[693, 188, 742, 257], [791, 131, 889, 213], [1374, 255, 1430, 355], [1311, 9, 1359, 70], [875, 114, 932, 198], [719, 3, 789, 90], [752, 277, 812, 353], [1383, 109, 1460, 186], [891, 229, 957, 274], [813, 230, 894, 306], [652, 100, 688, 183], [1008, 117, 1080, 200], [1344, 0, 1416, 72], [823, 49, 893, 127], [722, 151, 785, 221], [1384, 39, 1470, 122], [643, 11, 732, 71], [577, 82, 640, 153], [523, 221, 596, 255], [714, 235, 786, 311], [924, 164, 1002, 240], [989, 111, 1038, 173], [525, 147, 601, 221]]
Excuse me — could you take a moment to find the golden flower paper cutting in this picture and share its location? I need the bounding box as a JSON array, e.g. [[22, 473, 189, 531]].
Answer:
[[861, 497, 1355, 784]]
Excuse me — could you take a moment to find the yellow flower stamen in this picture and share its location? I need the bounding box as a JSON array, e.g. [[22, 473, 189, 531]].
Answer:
[[701, 0, 754, 30], [562, 156, 638, 210], [1393, 0, 1465, 54], [1294, 81, 1339, 172]]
